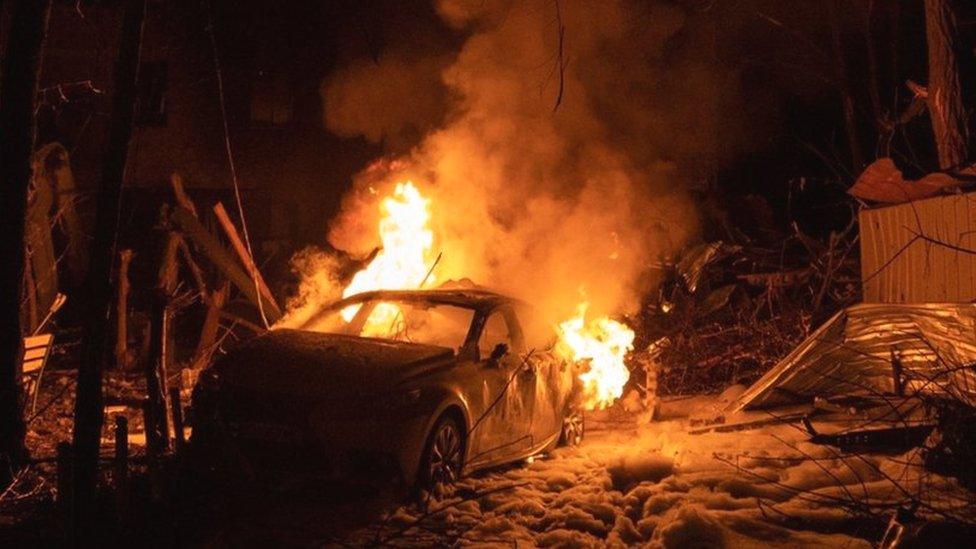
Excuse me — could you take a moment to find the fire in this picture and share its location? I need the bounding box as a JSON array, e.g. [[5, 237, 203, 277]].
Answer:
[[340, 181, 435, 333], [556, 302, 635, 410], [334, 181, 635, 409]]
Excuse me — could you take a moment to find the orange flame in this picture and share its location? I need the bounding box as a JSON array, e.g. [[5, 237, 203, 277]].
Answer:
[[556, 302, 635, 410], [336, 182, 634, 408], [340, 181, 435, 333]]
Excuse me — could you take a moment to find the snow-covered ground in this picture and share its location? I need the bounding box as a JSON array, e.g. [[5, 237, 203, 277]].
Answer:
[[347, 396, 973, 547]]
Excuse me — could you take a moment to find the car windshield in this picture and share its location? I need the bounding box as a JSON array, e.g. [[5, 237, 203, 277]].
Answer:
[[306, 298, 476, 351]]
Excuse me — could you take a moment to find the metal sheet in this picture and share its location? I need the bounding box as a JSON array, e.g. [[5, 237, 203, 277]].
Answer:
[[730, 303, 976, 411], [861, 192, 976, 303]]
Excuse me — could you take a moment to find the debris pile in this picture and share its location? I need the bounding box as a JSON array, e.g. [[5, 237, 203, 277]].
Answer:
[[634, 222, 861, 396]]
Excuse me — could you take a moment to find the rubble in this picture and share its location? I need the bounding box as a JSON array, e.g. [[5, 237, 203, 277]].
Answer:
[[635, 222, 860, 396], [727, 302, 976, 411]]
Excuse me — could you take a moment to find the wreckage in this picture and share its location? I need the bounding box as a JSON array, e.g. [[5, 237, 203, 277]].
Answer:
[[190, 288, 585, 489], [731, 302, 976, 411]]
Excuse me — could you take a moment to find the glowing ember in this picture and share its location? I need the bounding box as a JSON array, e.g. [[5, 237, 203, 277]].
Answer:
[[556, 302, 635, 410], [340, 181, 435, 332]]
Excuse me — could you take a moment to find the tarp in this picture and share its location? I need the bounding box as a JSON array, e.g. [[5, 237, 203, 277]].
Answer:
[[729, 303, 976, 411], [847, 157, 971, 204]]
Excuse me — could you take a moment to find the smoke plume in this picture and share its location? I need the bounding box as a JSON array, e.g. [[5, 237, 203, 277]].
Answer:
[[283, 0, 741, 327]]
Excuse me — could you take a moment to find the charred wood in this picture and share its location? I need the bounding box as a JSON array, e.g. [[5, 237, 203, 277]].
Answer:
[[169, 173, 198, 218], [176, 238, 208, 301], [213, 202, 280, 316], [193, 281, 229, 370], [171, 207, 281, 323], [169, 386, 185, 453]]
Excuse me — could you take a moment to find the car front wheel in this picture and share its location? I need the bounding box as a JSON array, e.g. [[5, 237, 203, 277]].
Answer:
[[419, 414, 464, 490]]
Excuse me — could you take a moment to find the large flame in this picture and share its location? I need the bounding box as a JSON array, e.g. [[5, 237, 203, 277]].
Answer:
[[340, 181, 435, 333], [334, 182, 634, 408], [556, 302, 635, 410]]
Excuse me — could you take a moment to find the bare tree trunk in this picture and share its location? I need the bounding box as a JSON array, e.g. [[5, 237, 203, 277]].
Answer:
[[114, 250, 134, 369], [0, 0, 51, 487], [925, 0, 969, 168], [71, 0, 146, 538], [145, 292, 170, 456], [144, 231, 179, 456]]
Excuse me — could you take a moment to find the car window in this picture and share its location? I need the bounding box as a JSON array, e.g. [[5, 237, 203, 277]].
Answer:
[[480, 311, 513, 360], [356, 299, 475, 351]]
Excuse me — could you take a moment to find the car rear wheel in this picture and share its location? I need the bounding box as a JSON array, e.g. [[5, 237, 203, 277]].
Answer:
[[559, 409, 584, 447], [419, 415, 464, 489]]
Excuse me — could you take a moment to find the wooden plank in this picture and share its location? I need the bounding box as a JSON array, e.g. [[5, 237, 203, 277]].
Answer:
[[212, 202, 280, 313], [170, 207, 280, 323], [24, 334, 52, 348], [176, 237, 208, 300], [22, 332, 51, 374], [156, 232, 181, 295], [169, 386, 185, 453], [23, 348, 46, 362], [192, 281, 228, 370], [169, 173, 198, 218], [22, 359, 44, 373]]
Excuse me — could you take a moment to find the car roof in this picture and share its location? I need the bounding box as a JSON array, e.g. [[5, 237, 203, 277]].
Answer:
[[337, 288, 528, 311]]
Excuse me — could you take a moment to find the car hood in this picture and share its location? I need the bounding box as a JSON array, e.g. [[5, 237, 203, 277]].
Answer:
[[210, 329, 455, 398]]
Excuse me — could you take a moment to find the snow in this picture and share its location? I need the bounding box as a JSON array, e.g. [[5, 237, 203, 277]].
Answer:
[[347, 396, 975, 547]]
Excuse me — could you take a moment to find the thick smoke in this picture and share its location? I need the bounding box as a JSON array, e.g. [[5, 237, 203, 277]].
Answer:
[[321, 53, 453, 150], [284, 0, 740, 327]]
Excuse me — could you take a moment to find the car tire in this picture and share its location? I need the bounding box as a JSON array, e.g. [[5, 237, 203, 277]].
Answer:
[[559, 408, 584, 447], [418, 414, 465, 490]]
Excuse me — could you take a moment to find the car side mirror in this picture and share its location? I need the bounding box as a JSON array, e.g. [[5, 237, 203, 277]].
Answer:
[[487, 343, 509, 367]]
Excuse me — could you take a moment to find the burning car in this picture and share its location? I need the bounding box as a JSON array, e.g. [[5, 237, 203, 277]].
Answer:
[[190, 288, 585, 490]]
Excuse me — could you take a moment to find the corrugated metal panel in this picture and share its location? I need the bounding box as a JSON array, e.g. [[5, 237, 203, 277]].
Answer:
[[730, 303, 976, 411], [860, 192, 976, 303]]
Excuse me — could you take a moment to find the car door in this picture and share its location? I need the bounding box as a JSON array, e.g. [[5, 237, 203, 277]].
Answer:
[[465, 306, 535, 468], [513, 305, 566, 446]]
